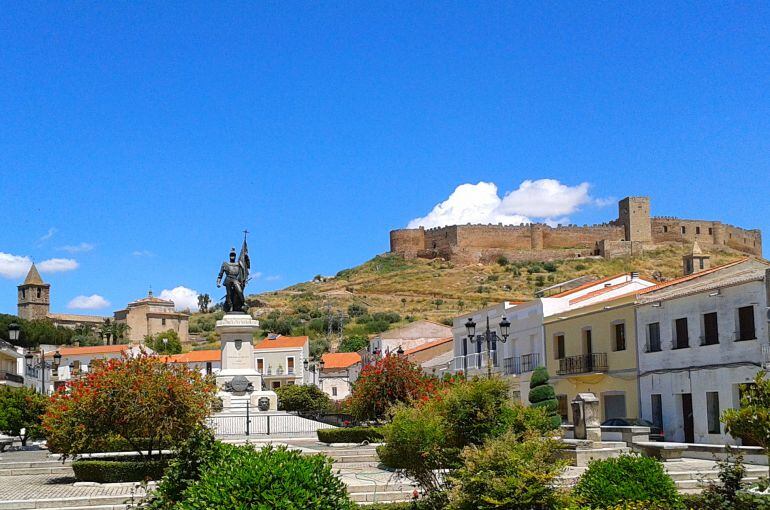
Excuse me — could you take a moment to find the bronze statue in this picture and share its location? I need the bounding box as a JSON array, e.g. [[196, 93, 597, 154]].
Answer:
[[217, 232, 250, 313]]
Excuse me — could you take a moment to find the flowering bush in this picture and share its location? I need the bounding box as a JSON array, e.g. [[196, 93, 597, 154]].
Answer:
[[42, 352, 216, 460], [346, 354, 440, 421]]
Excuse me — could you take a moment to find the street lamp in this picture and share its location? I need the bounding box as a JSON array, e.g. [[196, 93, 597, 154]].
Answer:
[[396, 345, 404, 356], [24, 350, 62, 394], [466, 316, 511, 379], [8, 323, 20, 343]]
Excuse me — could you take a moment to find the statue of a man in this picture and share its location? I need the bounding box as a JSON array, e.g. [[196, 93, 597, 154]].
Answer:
[[217, 241, 249, 313]]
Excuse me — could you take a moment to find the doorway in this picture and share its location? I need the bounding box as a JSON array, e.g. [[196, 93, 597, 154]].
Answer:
[[681, 393, 694, 443]]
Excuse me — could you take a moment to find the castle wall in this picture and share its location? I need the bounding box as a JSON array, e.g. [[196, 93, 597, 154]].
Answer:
[[390, 197, 763, 263], [651, 218, 762, 257], [542, 225, 624, 249]]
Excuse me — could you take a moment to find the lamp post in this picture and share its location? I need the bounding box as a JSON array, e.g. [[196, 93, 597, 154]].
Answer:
[[303, 357, 325, 388], [8, 323, 20, 344], [24, 349, 62, 394], [465, 315, 511, 379]]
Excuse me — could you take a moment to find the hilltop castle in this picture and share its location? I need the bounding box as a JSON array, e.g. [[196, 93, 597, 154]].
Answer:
[[390, 197, 762, 264]]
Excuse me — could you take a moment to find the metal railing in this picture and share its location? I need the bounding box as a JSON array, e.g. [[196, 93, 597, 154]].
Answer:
[[0, 371, 23, 384], [557, 353, 608, 375], [521, 353, 540, 373], [503, 356, 520, 375], [207, 407, 336, 436], [453, 351, 501, 373], [762, 345, 770, 368]]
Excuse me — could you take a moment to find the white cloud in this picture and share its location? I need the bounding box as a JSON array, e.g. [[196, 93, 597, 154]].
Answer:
[[37, 227, 57, 244], [38, 258, 79, 273], [68, 294, 110, 310], [0, 253, 33, 279], [159, 286, 199, 311], [132, 250, 154, 257], [407, 179, 602, 229], [265, 275, 281, 282], [59, 243, 95, 254]]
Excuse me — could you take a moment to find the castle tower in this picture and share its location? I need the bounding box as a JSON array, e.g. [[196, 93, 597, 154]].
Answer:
[[17, 264, 50, 321], [683, 242, 711, 275], [618, 197, 652, 243]]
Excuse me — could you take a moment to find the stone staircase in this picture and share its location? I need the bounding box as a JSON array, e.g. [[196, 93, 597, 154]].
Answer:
[[0, 458, 73, 477]]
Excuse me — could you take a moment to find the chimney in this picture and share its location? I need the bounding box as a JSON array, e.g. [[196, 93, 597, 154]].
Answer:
[[682, 242, 711, 276]]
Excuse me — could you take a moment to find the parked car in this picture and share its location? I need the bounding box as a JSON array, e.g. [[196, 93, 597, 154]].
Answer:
[[601, 418, 664, 442]]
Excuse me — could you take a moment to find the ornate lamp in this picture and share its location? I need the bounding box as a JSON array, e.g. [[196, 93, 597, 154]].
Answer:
[[499, 316, 511, 341], [8, 323, 20, 343], [465, 317, 476, 339]]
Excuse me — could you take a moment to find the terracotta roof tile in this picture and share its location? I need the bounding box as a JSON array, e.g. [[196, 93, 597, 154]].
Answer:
[[165, 350, 221, 363], [49, 345, 128, 357], [253, 335, 308, 350], [404, 337, 453, 355], [321, 352, 362, 369]]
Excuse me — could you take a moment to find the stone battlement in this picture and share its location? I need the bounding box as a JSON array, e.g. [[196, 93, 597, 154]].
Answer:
[[390, 197, 762, 263]]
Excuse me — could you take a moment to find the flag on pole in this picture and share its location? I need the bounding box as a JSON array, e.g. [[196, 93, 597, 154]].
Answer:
[[238, 237, 250, 289]]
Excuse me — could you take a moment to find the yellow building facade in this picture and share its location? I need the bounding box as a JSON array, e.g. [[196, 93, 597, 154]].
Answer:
[[544, 294, 640, 424]]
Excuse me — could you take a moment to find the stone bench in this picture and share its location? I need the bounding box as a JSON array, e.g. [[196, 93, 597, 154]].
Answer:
[[634, 441, 687, 461], [0, 438, 13, 453]]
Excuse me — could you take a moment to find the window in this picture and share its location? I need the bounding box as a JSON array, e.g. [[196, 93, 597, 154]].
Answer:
[[663, 226, 669, 233], [272, 381, 281, 389], [674, 318, 689, 349], [699, 258, 705, 269], [604, 394, 627, 420], [706, 392, 721, 434], [702, 312, 719, 345], [647, 323, 661, 352], [205, 362, 212, 375], [613, 323, 626, 351], [332, 387, 338, 397], [37, 288, 41, 298], [554, 335, 565, 360], [737, 306, 756, 341], [696, 226, 701, 235], [161, 318, 166, 326], [21, 289, 26, 299], [709, 228, 713, 235], [556, 395, 569, 423], [257, 358, 264, 372], [681, 226, 686, 234], [651, 394, 663, 429], [287, 357, 295, 374]]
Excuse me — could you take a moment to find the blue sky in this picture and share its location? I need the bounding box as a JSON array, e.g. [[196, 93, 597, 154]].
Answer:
[[1, 2, 768, 314]]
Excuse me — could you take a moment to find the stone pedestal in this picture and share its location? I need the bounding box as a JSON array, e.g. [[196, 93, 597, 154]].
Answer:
[[215, 313, 277, 411], [572, 392, 601, 442]]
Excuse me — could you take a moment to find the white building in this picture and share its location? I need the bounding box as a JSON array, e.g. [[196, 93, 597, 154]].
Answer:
[[636, 258, 770, 444], [253, 335, 309, 390], [0, 340, 24, 388], [452, 273, 655, 402], [26, 344, 148, 394], [317, 352, 362, 400], [370, 320, 451, 357]]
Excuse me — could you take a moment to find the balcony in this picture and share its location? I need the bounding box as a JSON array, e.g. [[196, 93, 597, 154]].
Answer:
[[502, 353, 541, 375], [763, 345, 770, 368], [452, 351, 499, 373], [557, 353, 608, 376], [0, 371, 24, 385]]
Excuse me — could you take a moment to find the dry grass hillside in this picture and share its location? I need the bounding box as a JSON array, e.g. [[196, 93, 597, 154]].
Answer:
[[250, 244, 748, 324]]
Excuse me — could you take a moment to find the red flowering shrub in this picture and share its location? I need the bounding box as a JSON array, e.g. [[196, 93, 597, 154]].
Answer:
[[347, 355, 442, 421], [43, 352, 216, 460]]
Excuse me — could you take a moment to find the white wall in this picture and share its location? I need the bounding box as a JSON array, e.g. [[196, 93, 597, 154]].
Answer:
[[637, 278, 769, 444]]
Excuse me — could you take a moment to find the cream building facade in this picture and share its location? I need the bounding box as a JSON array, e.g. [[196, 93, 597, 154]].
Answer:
[[253, 335, 309, 390], [114, 291, 190, 345]]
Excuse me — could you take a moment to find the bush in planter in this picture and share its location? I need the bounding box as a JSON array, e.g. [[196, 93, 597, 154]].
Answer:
[[317, 426, 384, 444], [174, 444, 355, 509], [573, 454, 680, 508], [71, 458, 169, 483]]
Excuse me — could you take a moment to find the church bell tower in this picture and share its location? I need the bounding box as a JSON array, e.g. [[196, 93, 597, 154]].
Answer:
[[17, 263, 50, 321]]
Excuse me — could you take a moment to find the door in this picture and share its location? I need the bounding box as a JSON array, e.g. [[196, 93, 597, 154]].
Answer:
[[584, 329, 593, 371], [682, 393, 694, 443]]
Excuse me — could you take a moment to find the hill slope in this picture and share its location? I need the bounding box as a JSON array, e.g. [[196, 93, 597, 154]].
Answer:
[[251, 244, 747, 323]]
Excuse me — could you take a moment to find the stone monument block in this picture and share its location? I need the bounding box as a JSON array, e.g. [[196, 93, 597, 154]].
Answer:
[[572, 392, 601, 442]]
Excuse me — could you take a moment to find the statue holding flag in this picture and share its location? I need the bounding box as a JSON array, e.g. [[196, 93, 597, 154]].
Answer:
[[216, 231, 250, 313]]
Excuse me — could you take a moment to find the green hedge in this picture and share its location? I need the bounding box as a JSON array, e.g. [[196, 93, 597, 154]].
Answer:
[[72, 458, 169, 483], [317, 426, 384, 444]]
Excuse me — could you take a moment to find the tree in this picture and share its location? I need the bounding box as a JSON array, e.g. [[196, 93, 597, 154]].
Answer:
[[723, 370, 770, 476], [432, 299, 444, 310], [43, 352, 216, 460], [146, 329, 182, 354], [528, 367, 561, 430], [275, 384, 331, 415], [338, 335, 369, 353], [401, 297, 407, 308], [347, 354, 435, 421], [197, 294, 210, 314], [347, 303, 368, 318], [0, 386, 48, 446]]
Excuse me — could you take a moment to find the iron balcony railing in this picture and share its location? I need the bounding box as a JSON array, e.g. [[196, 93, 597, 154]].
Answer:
[[0, 371, 24, 384], [502, 353, 542, 375], [557, 353, 608, 376], [763, 345, 770, 368], [452, 351, 499, 373]]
